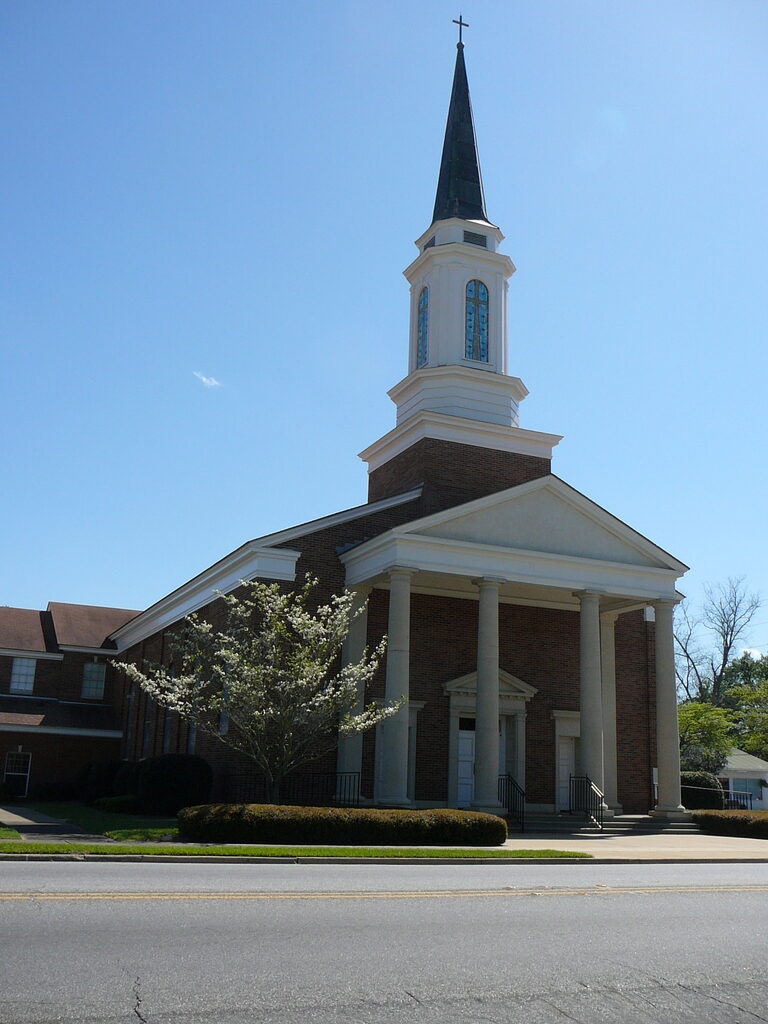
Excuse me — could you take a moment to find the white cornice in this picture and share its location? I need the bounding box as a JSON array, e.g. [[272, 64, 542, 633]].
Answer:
[[404, 241, 514, 282], [0, 649, 63, 661], [341, 531, 682, 601], [359, 410, 562, 473], [110, 487, 423, 652], [111, 545, 301, 652]]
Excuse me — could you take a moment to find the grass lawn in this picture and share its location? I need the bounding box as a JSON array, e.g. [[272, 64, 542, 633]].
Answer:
[[0, 827, 21, 839], [0, 841, 591, 859], [26, 801, 177, 837]]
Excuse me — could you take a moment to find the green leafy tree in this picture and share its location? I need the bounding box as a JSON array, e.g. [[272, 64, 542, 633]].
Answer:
[[118, 578, 397, 803], [721, 653, 768, 761], [678, 701, 734, 774]]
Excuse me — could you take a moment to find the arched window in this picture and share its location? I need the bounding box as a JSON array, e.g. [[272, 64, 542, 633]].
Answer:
[[416, 287, 429, 368], [465, 279, 489, 361]]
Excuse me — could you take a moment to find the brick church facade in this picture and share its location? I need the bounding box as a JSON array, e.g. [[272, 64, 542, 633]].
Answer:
[[2, 40, 689, 819]]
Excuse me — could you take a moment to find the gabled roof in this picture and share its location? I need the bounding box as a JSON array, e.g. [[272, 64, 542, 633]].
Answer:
[[47, 602, 139, 650], [725, 748, 768, 773], [406, 475, 688, 573], [110, 486, 423, 651], [0, 607, 52, 653], [341, 474, 688, 603], [432, 43, 489, 224], [0, 603, 139, 655]]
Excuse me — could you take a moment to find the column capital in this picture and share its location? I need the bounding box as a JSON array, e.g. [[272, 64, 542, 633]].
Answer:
[[573, 589, 602, 606], [600, 609, 620, 625], [471, 576, 506, 590], [651, 598, 678, 612], [387, 567, 417, 584], [348, 584, 372, 599]]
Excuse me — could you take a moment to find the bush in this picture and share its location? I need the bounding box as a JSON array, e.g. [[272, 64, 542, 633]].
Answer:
[[93, 794, 143, 814], [691, 810, 768, 839], [32, 779, 77, 801], [137, 754, 213, 815], [681, 771, 724, 810], [112, 761, 141, 798], [177, 804, 507, 847], [75, 760, 124, 804]]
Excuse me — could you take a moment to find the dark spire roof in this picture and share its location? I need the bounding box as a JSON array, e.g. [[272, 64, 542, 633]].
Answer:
[[432, 43, 488, 224]]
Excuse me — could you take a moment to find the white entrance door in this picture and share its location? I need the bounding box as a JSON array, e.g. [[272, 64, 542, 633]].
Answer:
[[557, 736, 575, 812], [457, 730, 475, 807]]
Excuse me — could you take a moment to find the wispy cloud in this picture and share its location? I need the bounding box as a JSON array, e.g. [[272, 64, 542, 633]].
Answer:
[[193, 371, 222, 388]]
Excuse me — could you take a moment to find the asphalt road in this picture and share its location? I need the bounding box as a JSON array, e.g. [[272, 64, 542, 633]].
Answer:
[[3, 862, 768, 1023]]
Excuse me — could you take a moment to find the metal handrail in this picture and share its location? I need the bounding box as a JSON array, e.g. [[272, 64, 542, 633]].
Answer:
[[498, 773, 525, 833], [678, 783, 754, 811], [569, 774, 605, 829]]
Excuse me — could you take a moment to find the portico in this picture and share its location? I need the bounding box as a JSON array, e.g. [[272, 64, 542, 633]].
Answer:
[[339, 475, 689, 818]]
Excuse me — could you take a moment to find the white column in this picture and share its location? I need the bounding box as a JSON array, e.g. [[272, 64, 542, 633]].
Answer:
[[600, 611, 622, 813], [336, 586, 372, 787], [577, 591, 607, 806], [652, 600, 688, 818], [472, 578, 504, 813], [380, 569, 413, 807]]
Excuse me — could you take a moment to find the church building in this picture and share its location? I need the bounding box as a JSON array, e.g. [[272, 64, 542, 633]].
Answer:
[[2, 38, 689, 820]]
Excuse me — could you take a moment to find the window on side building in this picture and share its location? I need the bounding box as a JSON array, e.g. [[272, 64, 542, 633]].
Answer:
[[10, 658, 36, 694], [81, 662, 106, 700]]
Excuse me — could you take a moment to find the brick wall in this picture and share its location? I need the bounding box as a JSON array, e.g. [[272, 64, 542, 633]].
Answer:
[[367, 437, 551, 515]]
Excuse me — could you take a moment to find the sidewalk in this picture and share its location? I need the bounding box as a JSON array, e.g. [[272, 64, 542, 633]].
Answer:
[[2, 804, 768, 861], [0, 805, 113, 843]]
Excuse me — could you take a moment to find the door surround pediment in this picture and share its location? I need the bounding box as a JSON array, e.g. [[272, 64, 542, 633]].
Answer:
[[443, 668, 537, 715]]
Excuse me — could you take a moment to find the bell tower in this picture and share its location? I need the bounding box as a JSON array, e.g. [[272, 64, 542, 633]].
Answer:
[[361, 31, 562, 511]]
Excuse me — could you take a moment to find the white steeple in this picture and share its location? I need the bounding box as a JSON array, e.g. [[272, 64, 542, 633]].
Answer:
[[360, 39, 561, 475]]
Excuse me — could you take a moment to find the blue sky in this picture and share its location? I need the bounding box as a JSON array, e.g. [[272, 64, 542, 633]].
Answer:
[[2, 1, 767, 648]]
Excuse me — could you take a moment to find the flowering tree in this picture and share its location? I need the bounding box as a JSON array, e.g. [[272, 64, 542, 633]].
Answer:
[[118, 578, 394, 803]]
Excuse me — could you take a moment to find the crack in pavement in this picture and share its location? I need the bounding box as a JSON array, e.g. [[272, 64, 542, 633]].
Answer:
[[133, 975, 148, 1024]]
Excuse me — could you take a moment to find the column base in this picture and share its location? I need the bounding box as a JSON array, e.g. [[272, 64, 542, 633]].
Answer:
[[379, 796, 412, 809], [601, 806, 615, 819], [650, 807, 691, 821], [471, 802, 505, 816], [608, 803, 624, 815]]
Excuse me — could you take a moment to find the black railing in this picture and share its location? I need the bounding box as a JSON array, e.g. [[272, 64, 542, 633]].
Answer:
[[676, 783, 754, 811], [724, 789, 754, 810], [569, 774, 605, 829], [227, 771, 361, 808], [498, 773, 525, 833]]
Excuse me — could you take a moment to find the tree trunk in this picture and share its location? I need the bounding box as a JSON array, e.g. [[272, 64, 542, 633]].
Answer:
[[265, 774, 281, 804]]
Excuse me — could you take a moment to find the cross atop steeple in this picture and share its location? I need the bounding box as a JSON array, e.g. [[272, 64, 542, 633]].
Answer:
[[453, 14, 469, 47]]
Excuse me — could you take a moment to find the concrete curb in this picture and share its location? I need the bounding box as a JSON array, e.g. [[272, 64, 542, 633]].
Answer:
[[3, 852, 768, 864]]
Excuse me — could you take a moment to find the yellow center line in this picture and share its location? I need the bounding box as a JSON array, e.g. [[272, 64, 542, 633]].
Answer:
[[2, 885, 768, 902]]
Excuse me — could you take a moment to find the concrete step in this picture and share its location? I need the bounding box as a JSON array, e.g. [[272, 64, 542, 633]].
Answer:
[[511, 813, 702, 837]]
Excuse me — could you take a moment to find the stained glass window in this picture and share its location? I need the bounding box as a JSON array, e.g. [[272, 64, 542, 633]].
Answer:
[[465, 279, 489, 361], [417, 287, 429, 367]]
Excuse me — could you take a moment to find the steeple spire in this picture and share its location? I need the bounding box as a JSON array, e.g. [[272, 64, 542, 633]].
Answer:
[[432, 35, 488, 224]]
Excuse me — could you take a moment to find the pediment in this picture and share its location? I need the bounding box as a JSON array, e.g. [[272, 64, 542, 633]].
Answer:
[[409, 477, 683, 571], [443, 669, 537, 702]]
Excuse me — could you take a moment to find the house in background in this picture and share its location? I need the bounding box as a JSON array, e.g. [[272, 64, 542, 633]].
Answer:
[[0, 602, 137, 798], [720, 748, 768, 810]]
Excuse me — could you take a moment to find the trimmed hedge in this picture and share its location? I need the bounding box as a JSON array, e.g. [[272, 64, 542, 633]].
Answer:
[[691, 810, 768, 839], [681, 771, 724, 810], [177, 804, 508, 847]]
